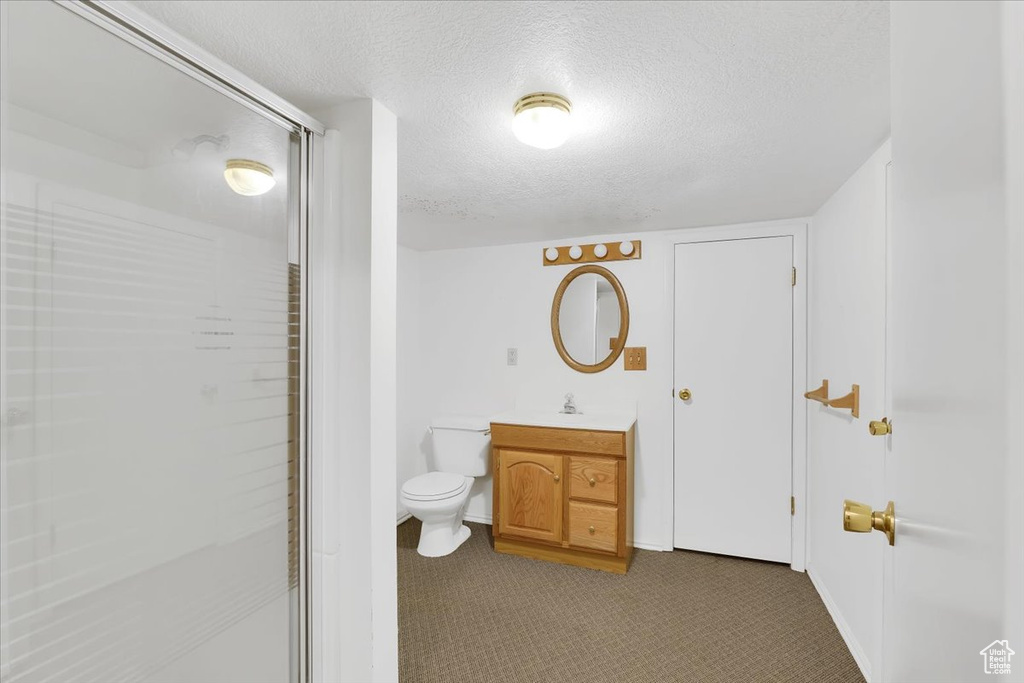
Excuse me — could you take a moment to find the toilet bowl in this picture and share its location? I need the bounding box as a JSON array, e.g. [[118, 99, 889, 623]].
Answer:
[[401, 472, 473, 557], [400, 415, 490, 557]]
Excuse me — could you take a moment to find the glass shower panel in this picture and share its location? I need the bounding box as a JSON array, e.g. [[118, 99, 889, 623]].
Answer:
[[1, 3, 301, 682]]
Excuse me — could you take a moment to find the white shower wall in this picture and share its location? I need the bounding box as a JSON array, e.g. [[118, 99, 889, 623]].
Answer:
[[1, 93, 295, 683]]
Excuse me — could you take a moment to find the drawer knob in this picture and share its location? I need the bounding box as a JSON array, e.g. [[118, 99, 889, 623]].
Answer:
[[588, 525, 596, 534], [589, 478, 596, 487], [553, 474, 560, 482]]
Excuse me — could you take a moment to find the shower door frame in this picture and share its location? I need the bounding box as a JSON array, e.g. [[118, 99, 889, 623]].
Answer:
[[46, 2, 324, 681]]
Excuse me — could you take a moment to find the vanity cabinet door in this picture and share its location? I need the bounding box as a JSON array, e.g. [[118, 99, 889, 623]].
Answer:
[[497, 450, 563, 544]]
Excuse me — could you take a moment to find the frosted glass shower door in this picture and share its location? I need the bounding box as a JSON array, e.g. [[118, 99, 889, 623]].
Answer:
[[1, 3, 304, 682]]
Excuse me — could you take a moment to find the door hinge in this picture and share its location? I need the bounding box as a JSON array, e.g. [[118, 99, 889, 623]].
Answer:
[[791, 267, 797, 287], [791, 496, 796, 516]]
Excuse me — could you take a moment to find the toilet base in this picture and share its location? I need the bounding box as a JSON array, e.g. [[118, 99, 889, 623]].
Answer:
[[418, 522, 471, 558]]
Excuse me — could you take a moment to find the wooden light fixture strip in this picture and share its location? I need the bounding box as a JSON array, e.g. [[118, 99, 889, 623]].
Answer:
[[542, 240, 642, 266]]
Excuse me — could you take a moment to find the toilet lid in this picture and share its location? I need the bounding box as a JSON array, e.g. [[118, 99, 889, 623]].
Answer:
[[402, 472, 468, 501]]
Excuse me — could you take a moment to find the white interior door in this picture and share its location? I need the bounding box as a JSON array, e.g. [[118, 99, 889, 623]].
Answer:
[[883, 2, 1024, 680], [673, 237, 793, 563]]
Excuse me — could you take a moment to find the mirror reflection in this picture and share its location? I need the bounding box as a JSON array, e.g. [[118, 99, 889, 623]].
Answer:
[[558, 273, 623, 365]]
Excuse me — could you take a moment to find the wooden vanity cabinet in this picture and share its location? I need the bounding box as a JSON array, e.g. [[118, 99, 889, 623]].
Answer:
[[491, 422, 635, 574]]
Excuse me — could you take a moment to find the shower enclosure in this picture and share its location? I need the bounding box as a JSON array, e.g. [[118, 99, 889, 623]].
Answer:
[[1, 2, 318, 681]]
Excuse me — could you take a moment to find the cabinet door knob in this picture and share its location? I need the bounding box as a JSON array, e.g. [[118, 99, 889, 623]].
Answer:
[[553, 474, 560, 482], [589, 478, 596, 486], [588, 526, 596, 534]]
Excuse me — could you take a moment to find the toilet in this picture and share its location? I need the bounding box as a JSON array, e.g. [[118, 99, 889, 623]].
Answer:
[[400, 415, 491, 557]]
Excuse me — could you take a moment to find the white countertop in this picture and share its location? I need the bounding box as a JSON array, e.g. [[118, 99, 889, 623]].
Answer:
[[490, 410, 636, 433]]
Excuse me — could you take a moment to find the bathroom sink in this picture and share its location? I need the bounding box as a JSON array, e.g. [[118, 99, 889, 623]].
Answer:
[[489, 410, 636, 432]]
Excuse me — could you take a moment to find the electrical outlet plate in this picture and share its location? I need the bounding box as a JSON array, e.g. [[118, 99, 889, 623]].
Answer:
[[507, 348, 518, 366], [624, 347, 646, 371]]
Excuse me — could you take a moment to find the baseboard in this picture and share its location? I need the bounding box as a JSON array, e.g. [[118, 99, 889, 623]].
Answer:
[[633, 540, 672, 552], [399, 512, 493, 526], [807, 565, 873, 683]]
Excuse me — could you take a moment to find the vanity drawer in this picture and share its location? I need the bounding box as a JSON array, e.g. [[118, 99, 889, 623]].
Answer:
[[568, 501, 618, 553], [490, 423, 624, 456], [569, 456, 618, 504]]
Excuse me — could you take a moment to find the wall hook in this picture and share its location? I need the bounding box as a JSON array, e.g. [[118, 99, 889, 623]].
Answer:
[[827, 384, 860, 418], [804, 379, 829, 405]]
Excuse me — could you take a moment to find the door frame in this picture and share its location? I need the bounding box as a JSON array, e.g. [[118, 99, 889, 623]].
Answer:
[[662, 219, 808, 571]]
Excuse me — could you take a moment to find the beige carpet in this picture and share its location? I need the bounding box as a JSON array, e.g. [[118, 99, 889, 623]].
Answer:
[[398, 520, 863, 683]]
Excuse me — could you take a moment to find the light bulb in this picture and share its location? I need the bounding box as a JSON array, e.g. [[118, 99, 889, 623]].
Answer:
[[569, 245, 583, 260], [545, 247, 560, 262], [593, 244, 608, 259], [512, 93, 572, 150], [224, 159, 275, 196], [619, 241, 635, 256]]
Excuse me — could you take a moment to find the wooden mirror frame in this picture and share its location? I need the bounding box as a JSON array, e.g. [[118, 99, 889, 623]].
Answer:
[[551, 265, 630, 373]]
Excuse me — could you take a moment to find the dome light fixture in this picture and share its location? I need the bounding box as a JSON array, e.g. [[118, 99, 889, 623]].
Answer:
[[224, 159, 275, 196], [512, 92, 572, 149]]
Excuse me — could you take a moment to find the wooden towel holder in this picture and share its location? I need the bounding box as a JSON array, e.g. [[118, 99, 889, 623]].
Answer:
[[827, 384, 860, 418], [804, 379, 829, 404], [804, 379, 860, 418]]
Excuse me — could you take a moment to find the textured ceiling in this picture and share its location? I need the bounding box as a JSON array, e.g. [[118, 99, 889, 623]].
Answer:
[[132, 0, 890, 250]]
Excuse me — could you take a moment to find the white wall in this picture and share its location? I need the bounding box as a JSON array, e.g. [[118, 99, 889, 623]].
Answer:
[[397, 219, 807, 551], [806, 140, 891, 682], [313, 100, 398, 683], [396, 246, 428, 519]]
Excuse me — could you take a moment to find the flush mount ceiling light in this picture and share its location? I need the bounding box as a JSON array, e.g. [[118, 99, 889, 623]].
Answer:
[[512, 92, 572, 149], [224, 159, 275, 196]]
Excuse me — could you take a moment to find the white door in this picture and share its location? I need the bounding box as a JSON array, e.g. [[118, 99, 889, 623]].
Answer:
[[883, 2, 1023, 681], [673, 237, 793, 563]]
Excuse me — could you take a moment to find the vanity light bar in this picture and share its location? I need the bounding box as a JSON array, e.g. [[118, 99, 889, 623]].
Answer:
[[542, 240, 642, 266]]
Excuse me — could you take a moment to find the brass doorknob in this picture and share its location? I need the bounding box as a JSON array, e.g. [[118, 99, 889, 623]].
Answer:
[[679, 388, 692, 401], [868, 417, 892, 436], [843, 499, 895, 546], [589, 478, 596, 487], [588, 526, 595, 534], [553, 474, 560, 482]]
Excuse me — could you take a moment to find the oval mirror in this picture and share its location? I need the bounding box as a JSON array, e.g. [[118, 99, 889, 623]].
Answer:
[[551, 265, 629, 373]]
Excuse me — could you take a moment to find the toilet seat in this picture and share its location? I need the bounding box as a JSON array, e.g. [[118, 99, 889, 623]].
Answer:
[[401, 471, 468, 502]]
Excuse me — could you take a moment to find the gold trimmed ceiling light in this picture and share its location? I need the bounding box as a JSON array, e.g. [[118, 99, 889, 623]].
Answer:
[[512, 92, 572, 149], [224, 159, 275, 196]]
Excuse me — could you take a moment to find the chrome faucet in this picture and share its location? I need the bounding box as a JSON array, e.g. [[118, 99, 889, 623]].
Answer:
[[561, 393, 579, 414]]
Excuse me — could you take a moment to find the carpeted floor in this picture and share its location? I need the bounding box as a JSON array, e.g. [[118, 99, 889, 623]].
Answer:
[[398, 519, 863, 683]]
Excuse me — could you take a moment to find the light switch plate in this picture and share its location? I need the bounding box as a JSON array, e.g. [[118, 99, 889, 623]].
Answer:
[[507, 348, 518, 366], [624, 347, 646, 371]]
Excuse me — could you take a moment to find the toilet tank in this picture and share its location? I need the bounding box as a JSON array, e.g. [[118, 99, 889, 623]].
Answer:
[[430, 415, 491, 477]]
